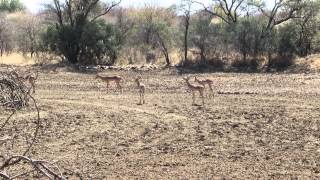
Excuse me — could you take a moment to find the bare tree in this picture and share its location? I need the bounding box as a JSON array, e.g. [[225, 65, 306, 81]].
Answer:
[[13, 13, 43, 57], [0, 14, 13, 57], [193, 0, 246, 24], [251, 0, 306, 67], [155, 30, 171, 66], [254, 0, 305, 36], [113, 7, 134, 41], [127, 5, 176, 65], [180, 0, 193, 65]]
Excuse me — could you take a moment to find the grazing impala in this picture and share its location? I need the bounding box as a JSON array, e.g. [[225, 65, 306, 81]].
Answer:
[[135, 76, 145, 105], [95, 74, 123, 93], [194, 76, 214, 98], [183, 77, 205, 106]]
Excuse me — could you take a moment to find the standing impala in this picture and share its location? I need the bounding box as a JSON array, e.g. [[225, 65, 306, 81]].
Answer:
[[194, 76, 214, 98], [135, 76, 145, 105], [183, 77, 205, 106], [95, 74, 123, 93]]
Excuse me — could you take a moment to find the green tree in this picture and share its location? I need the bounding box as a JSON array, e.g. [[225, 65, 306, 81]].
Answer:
[[42, 19, 122, 65], [190, 12, 218, 64], [234, 16, 266, 61], [294, 0, 320, 56], [0, 0, 24, 12], [43, 0, 120, 64], [79, 20, 122, 65], [277, 23, 299, 57]]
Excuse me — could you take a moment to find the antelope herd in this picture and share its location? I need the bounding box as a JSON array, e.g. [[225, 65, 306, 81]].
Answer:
[[95, 73, 213, 106], [9, 69, 214, 106]]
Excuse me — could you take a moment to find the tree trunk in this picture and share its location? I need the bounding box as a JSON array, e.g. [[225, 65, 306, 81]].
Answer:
[[184, 14, 190, 65], [243, 51, 247, 62], [0, 41, 3, 57], [30, 48, 34, 58], [68, 55, 78, 64], [306, 42, 311, 56], [267, 51, 272, 69], [200, 46, 206, 64], [161, 45, 170, 66], [156, 32, 170, 66]]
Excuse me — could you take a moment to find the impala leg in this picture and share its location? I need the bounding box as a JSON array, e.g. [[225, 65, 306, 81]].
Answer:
[[139, 91, 142, 105], [192, 91, 195, 105], [31, 81, 35, 94], [142, 92, 145, 104], [208, 84, 213, 98], [116, 81, 122, 93], [106, 81, 110, 92], [200, 90, 205, 106], [141, 93, 144, 104]]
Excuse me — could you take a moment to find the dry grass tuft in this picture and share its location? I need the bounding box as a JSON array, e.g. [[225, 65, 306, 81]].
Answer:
[[0, 53, 35, 65]]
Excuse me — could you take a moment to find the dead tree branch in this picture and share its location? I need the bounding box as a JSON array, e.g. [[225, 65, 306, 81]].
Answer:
[[90, 0, 122, 22], [1, 156, 66, 179], [0, 70, 66, 179], [192, 0, 246, 24]]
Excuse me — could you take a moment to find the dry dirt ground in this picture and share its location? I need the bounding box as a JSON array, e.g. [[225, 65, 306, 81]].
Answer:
[[1, 67, 320, 179]]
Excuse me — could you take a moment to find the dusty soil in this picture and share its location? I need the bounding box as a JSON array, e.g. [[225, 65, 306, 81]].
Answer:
[[1, 67, 320, 179]]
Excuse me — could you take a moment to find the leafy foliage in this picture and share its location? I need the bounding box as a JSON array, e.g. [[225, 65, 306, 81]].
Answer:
[[2, 0, 320, 70], [190, 12, 217, 64], [0, 0, 24, 12], [42, 20, 122, 65], [42, 0, 120, 64]]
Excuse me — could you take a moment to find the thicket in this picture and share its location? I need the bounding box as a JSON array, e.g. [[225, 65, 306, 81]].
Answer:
[[1, 0, 320, 70]]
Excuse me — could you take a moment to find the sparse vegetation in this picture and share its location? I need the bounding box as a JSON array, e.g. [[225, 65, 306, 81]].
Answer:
[[0, 0, 320, 70], [1, 0, 320, 179], [1, 66, 320, 179]]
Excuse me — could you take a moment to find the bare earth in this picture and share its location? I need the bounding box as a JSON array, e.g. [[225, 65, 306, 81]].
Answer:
[[2, 68, 320, 179]]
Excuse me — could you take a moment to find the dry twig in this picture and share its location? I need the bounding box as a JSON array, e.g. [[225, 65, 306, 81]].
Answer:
[[0, 70, 66, 179]]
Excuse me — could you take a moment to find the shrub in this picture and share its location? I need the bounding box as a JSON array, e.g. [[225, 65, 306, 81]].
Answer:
[[42, 20, 122, 65], [268, 55, 294, 69], [231, 58, 259, 70]]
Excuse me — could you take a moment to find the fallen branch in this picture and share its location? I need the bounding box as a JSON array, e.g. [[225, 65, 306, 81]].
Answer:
[[1, 156, 66, 179], [0, 110, 15, 131], [0, 70, 66, 179]]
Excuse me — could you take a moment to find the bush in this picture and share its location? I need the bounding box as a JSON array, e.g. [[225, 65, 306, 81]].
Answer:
[[268, 55, 294, 69], [0, 0, 24, 12], [79, 20, 122, 65], [207, 58, 225, 69], [42, 20, 122, 65], [277, 23, 299, 57], [231, 58, 259, 70]]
